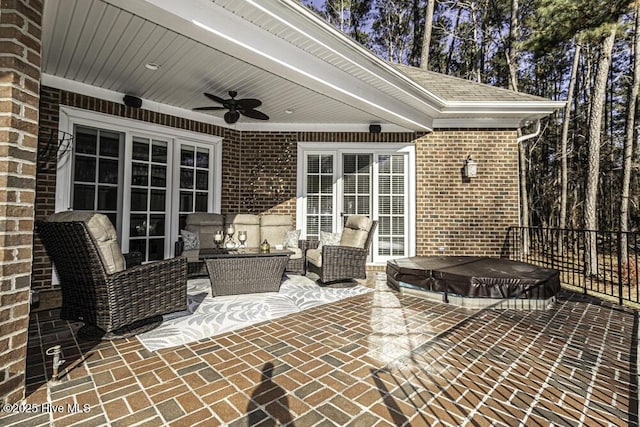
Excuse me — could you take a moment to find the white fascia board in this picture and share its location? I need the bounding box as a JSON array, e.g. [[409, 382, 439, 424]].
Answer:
[[256, 0, 448, 108], [42, 74, 416, 133], [442, 100, 566, 114], [432, 118, 527, 128], [102, 0, 433, 132]]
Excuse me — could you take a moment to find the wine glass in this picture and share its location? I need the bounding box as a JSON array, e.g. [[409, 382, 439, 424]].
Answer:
[[238, 230, 247, 248]]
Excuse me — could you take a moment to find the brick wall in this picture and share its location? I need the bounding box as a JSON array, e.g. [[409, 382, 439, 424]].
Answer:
[[31, 88, 520, 300], [415, 129, 520, 256], [0, 0, 42, 405]]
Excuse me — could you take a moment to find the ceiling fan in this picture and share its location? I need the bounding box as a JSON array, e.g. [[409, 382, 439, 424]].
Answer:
[[193, 91, 269, 124]]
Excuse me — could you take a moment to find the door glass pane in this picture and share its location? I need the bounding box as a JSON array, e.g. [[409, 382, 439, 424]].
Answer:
[[97, 186, 117, 210], [75, 128, 97, 154], [151, 165, 166, 187], [131, 188, 147, 211], [196, 171, 208, 190], [74, 156, 96, 182], [99, 131, 120, 157], [132, 139, 148, 161], [148, 238, 164, 261], [73, 184, 95, 210], [98, 159, 118, 184], [130, 214, 147, 236], [152, 141, 167, 163], [150, 190, 165, 212], [149, 214, 165, 236], [131, 163, 148, 186], [196, 148, 209, 168]]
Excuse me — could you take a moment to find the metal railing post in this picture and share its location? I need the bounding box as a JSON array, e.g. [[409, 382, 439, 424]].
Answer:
[[618, 230, 623, 305]]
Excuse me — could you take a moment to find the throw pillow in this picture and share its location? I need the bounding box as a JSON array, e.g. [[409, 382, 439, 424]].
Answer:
[[317, 231, 341, 251], [181, 229, 200, 250], [283, 229, 301, 248]]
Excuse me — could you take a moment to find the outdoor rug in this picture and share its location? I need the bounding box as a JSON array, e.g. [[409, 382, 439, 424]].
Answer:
[[137, 274, 373, 351]]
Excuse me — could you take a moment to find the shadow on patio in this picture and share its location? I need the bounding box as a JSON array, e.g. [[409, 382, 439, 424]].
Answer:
[[2, 271, 637, 426]]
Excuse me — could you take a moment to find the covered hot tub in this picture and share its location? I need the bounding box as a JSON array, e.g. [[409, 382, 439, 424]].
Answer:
[[387, 256, 560, 309]]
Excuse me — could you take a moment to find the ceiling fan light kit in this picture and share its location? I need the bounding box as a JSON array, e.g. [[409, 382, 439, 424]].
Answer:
[[193, 91, 269, 124]]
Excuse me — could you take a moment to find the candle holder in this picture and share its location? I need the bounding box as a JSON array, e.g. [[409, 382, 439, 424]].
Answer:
[[225, 224, 237, 249], [238, 230, 247, 248], [213, 230, 224, 249]]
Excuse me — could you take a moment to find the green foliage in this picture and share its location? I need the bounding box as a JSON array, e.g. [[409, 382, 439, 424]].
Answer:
[[525, 0, 629, 52]]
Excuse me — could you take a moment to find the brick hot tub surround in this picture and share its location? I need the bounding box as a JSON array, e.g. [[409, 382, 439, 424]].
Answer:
[[386, 256, 560, 309]]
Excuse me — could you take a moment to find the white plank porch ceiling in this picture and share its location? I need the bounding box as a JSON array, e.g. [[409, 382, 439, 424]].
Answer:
[[42, 0, 388, 126]]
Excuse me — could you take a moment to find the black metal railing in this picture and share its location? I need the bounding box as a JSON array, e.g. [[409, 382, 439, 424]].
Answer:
[[506, 227, 640, 305]]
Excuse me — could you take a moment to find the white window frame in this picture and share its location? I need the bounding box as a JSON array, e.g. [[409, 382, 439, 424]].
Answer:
[[296, 142, 416, 264], [56, 106, 222, 256]]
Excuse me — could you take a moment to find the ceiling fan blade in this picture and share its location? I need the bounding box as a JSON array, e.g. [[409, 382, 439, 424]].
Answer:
[[203, 92, 227, 104], [237, 98, 262, 109], [192, 106, 226, 111], [240, 109, 269, 120]]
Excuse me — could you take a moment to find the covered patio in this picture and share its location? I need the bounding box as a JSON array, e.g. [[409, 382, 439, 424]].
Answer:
[[0, 0, 622, 424], [3, 271, 637, 426]]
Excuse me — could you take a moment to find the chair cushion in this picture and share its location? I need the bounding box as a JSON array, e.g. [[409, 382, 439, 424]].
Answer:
[[340, 216, 373, 248], [181, 248, 200, 263], [288, 247, 303, 260], [306, 248, 322, 267], [340, 228, 368, 248], [47, 211, 125, 274], [317, 231, 341, 251], [283, 230, 301, 248], [227, 214, 260, 248], [186, 213, 224, 250], [344, 215, 373, 232], [180, 229, 200, 250], [260, 215, 293, 247]]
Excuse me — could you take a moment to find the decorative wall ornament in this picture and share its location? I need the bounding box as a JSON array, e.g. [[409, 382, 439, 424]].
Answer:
[[38, 128, 73, 172]]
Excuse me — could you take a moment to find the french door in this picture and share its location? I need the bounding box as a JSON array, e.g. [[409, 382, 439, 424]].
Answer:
[[126, 136, 170, 261], [301, 146, 413, 263], [63, 112, 221, 263]]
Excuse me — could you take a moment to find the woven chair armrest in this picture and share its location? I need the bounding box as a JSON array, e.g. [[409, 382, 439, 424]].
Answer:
[[322, 245, 367, 259], [105, 256, 188, 329], [123, 251, 143, 267], [297, 239, 311, 251], [306, 239, 320, 250], [110, 256, 187, 295], [322, 245, 368, 268]]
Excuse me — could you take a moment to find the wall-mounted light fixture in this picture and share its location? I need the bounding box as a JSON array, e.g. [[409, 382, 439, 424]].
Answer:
[[463, 155, 477, 178]]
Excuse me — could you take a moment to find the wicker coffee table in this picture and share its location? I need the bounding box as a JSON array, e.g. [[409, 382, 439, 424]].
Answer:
[[202, 248, 291, 296]]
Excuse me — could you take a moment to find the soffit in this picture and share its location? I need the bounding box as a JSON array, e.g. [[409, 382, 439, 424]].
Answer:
[[42, 0, 411, 131]]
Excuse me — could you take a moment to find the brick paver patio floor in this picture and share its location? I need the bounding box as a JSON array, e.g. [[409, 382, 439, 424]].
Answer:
[[2, 272, 638, 426]]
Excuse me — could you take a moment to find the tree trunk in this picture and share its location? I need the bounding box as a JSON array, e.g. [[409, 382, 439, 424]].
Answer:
[[420, 0, 435, 70], [621, 5, 640, 263], [507, 0, 519, 91], [560, 43, 581, 230], [585, 28, 616, 276]]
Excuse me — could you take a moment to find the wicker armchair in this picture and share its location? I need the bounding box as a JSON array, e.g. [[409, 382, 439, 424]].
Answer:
[[36, 212, 188, 340], [306, 216, 378, 284]]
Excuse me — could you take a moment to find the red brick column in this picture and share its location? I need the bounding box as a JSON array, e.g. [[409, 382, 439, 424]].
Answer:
[[0, 0, 42, 404]]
